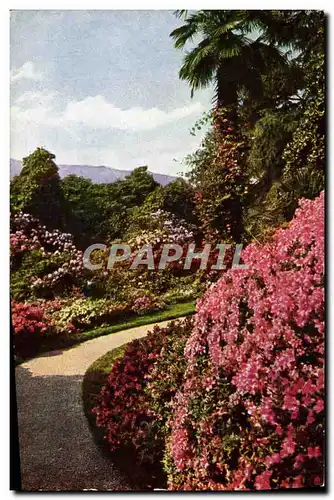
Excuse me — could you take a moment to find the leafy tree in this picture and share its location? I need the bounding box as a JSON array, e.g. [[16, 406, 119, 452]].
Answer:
[[61, 175, 106, 247], [62, 166, 158, 247], [116, 166, 158, 207], [282, 29, 325, 175], [10, 148, 64, 229], [162, 178, 198, 224]]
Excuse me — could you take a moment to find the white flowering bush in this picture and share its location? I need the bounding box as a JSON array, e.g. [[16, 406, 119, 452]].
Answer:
[[11, 212, 85, 299], [52, 297, 131, 331]]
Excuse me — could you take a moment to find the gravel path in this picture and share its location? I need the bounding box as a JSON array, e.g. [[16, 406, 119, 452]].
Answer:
[[15, 320, 172, 491]]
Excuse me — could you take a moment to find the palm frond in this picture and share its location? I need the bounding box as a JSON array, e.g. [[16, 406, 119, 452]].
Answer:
[[215, 34, 246, 60], [170, 11, 208, 48], [179, 44, 217, 90], [173, 10, 188, 20]]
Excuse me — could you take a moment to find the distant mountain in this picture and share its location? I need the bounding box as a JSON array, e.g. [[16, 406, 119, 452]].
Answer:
[[10, 159, 176, 186]]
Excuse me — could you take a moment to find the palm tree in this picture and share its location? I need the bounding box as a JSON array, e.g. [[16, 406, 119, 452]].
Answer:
[[170, 10, 289, 118]]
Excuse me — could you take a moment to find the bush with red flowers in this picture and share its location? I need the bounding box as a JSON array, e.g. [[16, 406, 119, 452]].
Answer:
[[11, 300, 55, 357], [92, 319, 193, 486], [165, 191, 324, 490], [92, 325, 166, 457]]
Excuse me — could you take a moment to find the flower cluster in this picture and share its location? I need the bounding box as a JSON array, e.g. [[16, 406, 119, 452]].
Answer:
[[132, 295, 164, 315], [90, 193, 324, 491], [128, 210, 196, 250], [92, 319, 193, 488], [11, 212, 76, 254], [167, 191, 324, 490], [10, 212, 84, 296], [12, 301, 51, 336]]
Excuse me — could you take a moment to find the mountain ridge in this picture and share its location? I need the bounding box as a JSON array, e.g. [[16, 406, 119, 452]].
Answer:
[[10, 158, 177, 186]]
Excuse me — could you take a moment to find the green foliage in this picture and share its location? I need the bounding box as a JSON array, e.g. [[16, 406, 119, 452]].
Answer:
[[185, 109, 248, 242], [125, 186, 166, 237], [242, 15, 325, 243], [11, 250, 47, 301], [162, 178, 198, 224], [61, 175, 105, 247], [161, 275, 203, 305], [10, 148, 64, 229], [62, 166, 158, 247], [126, 178, 197, 237], [117, 165, 158, 207], [283, 37, 325, 175], [246, 110, 298, 192]]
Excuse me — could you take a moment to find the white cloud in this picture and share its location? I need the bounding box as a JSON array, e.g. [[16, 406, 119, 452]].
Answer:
[[11, 93, 205, 132], [61, 95, 204, 131], [10, 91, 207, 176], [15, 91, 55, 106], [10, 61, 44, 83]]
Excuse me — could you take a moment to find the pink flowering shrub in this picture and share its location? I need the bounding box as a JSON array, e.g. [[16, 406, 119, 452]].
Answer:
[[131, 295, 165, 315], [93, 325, 165, 456], [11, 298, 82, 358], [166, 192, 324, 490]]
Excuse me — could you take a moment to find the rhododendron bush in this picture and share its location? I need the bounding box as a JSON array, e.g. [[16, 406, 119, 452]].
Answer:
[[166, 192, 324, 490], [11, 212, 85, 300]]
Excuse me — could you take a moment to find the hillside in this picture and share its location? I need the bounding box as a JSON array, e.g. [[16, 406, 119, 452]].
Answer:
[[10, 159, 176, 186]]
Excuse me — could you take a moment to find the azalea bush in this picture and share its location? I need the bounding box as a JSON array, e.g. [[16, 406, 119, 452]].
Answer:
[[11, 300, 55, 357], [166, 191, 324, 490], [146, 318, 193, 446], [92, 319, 193, 476], [92, 324, 165, 460]]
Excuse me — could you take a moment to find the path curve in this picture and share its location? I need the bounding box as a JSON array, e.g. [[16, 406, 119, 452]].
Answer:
[[15, 320, 173, 491]]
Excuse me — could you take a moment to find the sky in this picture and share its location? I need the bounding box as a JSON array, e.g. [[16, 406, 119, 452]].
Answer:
[[10, 10, 213, 176]]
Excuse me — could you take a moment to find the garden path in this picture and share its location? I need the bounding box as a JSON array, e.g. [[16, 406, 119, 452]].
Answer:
[[15, 319, 172, 491]]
